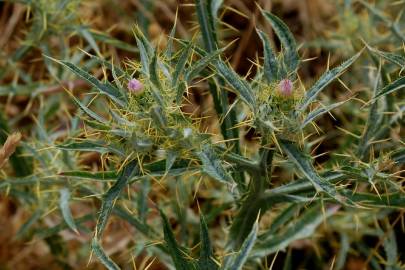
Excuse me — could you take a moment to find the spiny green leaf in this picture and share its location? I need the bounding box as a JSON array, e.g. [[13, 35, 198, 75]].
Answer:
[[279, 140, 335, 194], [134, 26, 154, 73], [68, 94, 106, 123], [261, 10, 299, 73], [357, 67, 384, 160], [121, 159, 200, 183], [266, 171, 345, 196], [150, 106, 168, 131], [259, 193, 314, 207], [298, 51, 361, 111], [48, 58, 126, 107], [111, 62, 124, 90], [57, 141, 125, 156], [252, 203, 338, 257], [301, 100, 347, 129], [150, 50, 163, 90], [160, 210, 197, 270], [227, 218, 259, 270], [176, 81, 187, 105], [84, 119, 112, 131], [91, 238, 120, 270], [172, 43, 193, 87], [59, 170, 118, 181], [185, 48, 224, 82], [74, 51, 127, 80], [368, 47, 405, 68], [110, 109, 136, 127], [95, 160, 139, 239], [166, 150, 178, 172], [198, 214, 219, 270], [165, 15, 178, 61], [215, 146, 259, 171], [134, 34, 150, 74], [257, 29, 279, 82], [113, 207, 156, 238], [149, 54, 165, 106], [216, 61, 255, 109], [373, 76, 405, 101], [268, 188, 405, 209], [59, 188, 78, 233], [195, 0, 218, 53], [344, 191, 405, 209], [196, 144, 234, 183], [279, 140, 350, 204]]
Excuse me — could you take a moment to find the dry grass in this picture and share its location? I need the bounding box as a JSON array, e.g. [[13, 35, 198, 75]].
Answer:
[[0, 132, 21, 169]]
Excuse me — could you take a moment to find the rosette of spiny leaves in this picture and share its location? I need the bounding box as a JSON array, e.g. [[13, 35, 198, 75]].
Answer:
[[53, 26, 224, 164], [33, 2, 404, 269], [46, 21, 243, 267], [201, 4, 403, 269], [216, 8, 363, 144]]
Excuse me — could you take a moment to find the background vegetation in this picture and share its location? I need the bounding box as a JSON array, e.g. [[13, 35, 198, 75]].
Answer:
[[0, 0, 404, 269]]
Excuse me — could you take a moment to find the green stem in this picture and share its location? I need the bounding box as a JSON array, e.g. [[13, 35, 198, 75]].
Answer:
[[227, 147, 274, 249], [218, 148, 260, 172]]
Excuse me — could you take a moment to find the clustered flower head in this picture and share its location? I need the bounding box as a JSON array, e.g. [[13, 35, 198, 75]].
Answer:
[[278, 79, 293, 97], [127, 78, 144, 94]]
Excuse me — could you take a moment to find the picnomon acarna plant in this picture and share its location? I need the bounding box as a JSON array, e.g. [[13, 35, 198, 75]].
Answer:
[[1, 0, 404, 269]]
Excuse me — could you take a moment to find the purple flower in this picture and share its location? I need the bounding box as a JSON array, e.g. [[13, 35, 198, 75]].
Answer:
[[278, 79, 293, 96], [127, 78, 144, 94]]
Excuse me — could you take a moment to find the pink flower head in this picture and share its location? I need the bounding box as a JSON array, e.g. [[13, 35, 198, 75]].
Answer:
[[127, 78, 144, 94], [278, 79, 293, 97]]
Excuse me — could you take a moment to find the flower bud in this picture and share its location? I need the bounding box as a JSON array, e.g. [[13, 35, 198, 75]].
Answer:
[[127, 78, 144, 94], [278, 79, 293, 97]]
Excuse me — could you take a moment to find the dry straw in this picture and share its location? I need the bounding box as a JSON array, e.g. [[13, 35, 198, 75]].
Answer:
[[0, 132, 21, 169]]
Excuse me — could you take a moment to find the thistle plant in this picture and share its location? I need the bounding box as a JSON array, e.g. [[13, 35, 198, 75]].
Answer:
[[1, 0, 404, 269]]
